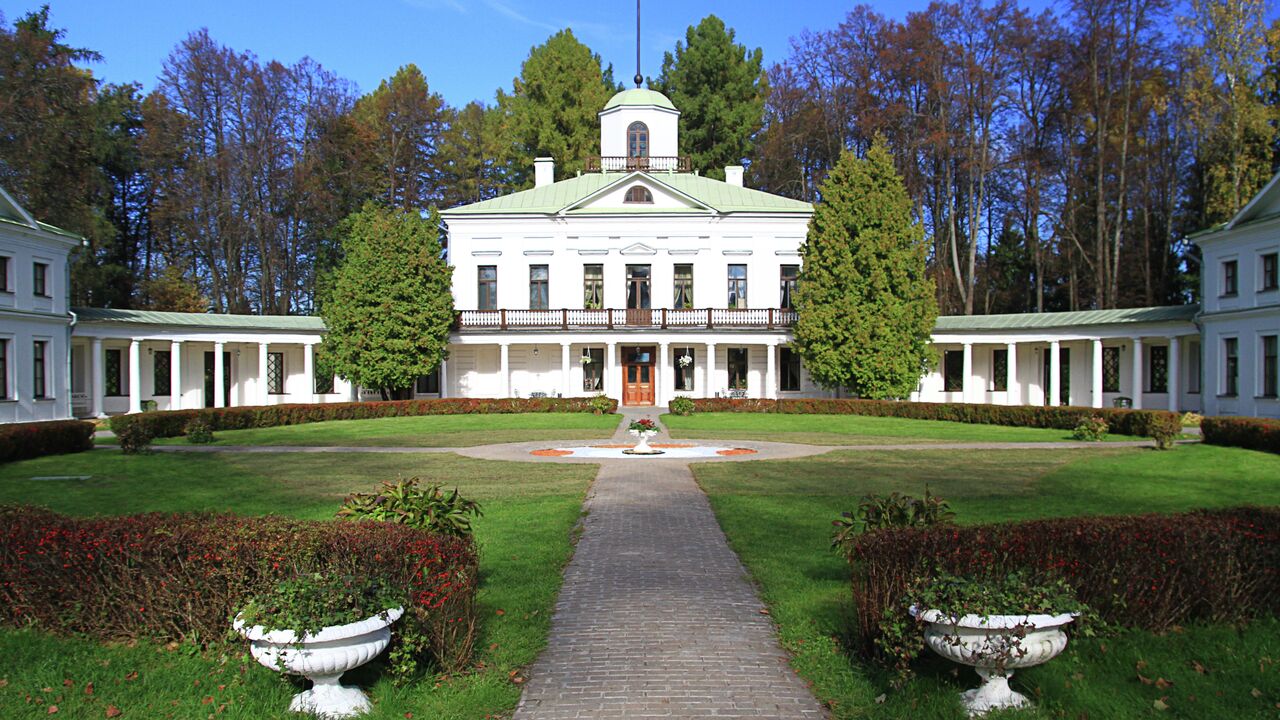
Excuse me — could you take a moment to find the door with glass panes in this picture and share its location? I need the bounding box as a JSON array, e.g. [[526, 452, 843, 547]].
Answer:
[[621, 346, 655, 405]]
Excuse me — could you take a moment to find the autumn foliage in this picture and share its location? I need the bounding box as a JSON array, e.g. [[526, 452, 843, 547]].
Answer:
[[0, 507, 479, 670], [847, 507, 1280, 658]]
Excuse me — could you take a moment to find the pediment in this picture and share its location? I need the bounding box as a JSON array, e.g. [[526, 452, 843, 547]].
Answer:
[[620, 242, 657, 256], [560, 172, 714, 215]]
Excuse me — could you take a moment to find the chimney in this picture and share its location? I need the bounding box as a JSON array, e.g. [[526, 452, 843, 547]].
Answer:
[[724, 165, 744, 187], [534, 157, 555, 188]]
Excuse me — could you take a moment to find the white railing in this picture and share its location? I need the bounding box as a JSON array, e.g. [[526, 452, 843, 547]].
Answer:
[[456, 308, 797, 330]]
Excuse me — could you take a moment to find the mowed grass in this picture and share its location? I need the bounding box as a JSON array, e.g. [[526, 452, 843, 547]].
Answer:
[[140, 412, 621, 447], [662, 412, 1158, 445], [0, 450, 598, 719], [692, 444, 1280, 719]]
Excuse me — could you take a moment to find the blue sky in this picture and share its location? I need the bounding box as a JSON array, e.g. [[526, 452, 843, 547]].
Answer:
[[4, 0, 1061, 107]]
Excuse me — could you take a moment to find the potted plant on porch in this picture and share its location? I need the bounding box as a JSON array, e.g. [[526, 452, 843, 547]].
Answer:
[[905, 571, 1085, 717], [625, 417, 662, 455], [234, 573, 405, 719]]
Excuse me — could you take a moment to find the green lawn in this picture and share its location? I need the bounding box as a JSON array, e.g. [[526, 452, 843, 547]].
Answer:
[[136, 412, 620, 447], [0, 450, 598, 719], [692, 444, 1280, 719], [662, 412, 1162, 445]]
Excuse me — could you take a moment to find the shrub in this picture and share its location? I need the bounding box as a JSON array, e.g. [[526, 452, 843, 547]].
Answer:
[[588, 394, 614, 415], [0, 420, 95, 463], [1071, 415, 1108, 442], [669, 396, 695, 416], [184, 418, 215, 444], [832, 490, 954, 557], [1202, 416, 1280, 455], [115, 419, 153, 454], [686, 398, 1182, 443], [847, 507, 1280, 660], [0, 506, 479, 673], [1181, 411, 1203, 428], [109, 396, 620, 441], [338, 478, 482, 540]]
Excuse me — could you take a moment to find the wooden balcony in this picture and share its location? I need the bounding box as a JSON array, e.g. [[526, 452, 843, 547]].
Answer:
[[585, 156, 692, 173], [456, 308, 798, 331]]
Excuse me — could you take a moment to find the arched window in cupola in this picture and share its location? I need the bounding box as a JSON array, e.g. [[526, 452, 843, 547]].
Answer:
[[627, 122, 649, 159], [624, 186, 653, 204]]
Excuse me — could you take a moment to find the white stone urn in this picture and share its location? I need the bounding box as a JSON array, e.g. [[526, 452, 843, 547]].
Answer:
[[911, 607, 1076, 717], [234, 607, 403, 719], [626, 428, 661, 454]]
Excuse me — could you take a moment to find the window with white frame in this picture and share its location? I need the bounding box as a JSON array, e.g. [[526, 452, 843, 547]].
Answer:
[[1102, 346, 1120, 392], [529, 265, 549, 309], [727, 265, 747, 308], [477, 266, 497, 310], [32, 340, 47, 399], [1188, 340, 1202, 394], [943, 350, 964, 392], [1223, 337, 1239, 396], [1147, 345, 1168, 393], [674, 346, 695, 392], [153, 351, 171, 395], [727, 348, 749, 391], [779, 265, 799, 309], [780, 347, 801, 392], [105, 349, 123, 396], [0, 339, 8, 398], [1263, 335, 1278, 399], [1263, 252, 1278, 292], [583, 264, 603, 308], [1222, 259, 1238, 296], [33, 262, 49, 297], [0, 255, 10, 292], [582, 348, 603, 391], [267, 352, 284, 394]]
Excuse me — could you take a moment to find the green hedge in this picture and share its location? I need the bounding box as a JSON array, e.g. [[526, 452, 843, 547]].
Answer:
[[1202, 416, 1280, 454], [682, 398, 1182, 441], [0, 420, 96, 463], [110, 396, 619, 440]]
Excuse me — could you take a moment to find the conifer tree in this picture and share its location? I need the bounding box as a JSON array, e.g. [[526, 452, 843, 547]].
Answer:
[[652, 15, 766, 179], [793, 138, 937, 398], [319, 203, 454, 400]]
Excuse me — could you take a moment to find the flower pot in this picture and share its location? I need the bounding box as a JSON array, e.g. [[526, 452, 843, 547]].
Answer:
[[234, 607, 404, 719], [626, 428, 661, 454], [911, 607, 1076, 717]]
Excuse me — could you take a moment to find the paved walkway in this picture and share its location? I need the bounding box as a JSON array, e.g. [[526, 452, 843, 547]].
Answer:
[[512, 455, 826, 719]]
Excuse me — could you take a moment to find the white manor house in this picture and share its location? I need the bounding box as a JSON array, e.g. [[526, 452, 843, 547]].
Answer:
[[1, 86, 1278, 423]]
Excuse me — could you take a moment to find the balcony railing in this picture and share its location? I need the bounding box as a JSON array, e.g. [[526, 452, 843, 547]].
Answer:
[[457, 308, 797, 331], [585, 156, 692, 173]]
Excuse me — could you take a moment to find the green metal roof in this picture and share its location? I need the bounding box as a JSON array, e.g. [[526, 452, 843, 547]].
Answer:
[[442, 172, 812, 216], [603, 88, 676, 111], [74, 307, 325, 332], [934, 304, 1199, 332]]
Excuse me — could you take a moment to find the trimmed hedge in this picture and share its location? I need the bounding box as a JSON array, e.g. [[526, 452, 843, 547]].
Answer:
[[848, 507, 1280, 658], [0, 506, 479, 670], [1202, 416, 1280, 454], [683, 398, 1182, 441], [109, 396, 619, 440], [0, 420, 95, 463]]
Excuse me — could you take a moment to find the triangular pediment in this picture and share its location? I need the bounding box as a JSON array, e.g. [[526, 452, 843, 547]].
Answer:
[[1228, 170, 1280, 229], [620, 242, 657, 256], [559, 172, 715, 215]]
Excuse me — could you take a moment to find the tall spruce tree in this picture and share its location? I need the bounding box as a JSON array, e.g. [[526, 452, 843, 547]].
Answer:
[[318, 203, 454, 400], [497, 29, 615, 184], [792, 138, 937, 398], [652, 15, 767, 180]]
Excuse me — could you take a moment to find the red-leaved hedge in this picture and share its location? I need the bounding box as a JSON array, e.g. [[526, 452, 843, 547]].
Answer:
[[0, 506, 480, 669], [1202, 416, 1280, 454], [0, 420, 95, 463], [109, 396, 619, 440], [847, 507, 1280, 658], [683, 398, 1182, 441]]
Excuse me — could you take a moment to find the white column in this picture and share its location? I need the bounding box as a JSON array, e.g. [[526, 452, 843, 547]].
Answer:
[[303, 342, 316, 404], [961, 342, 973, 403], [257, 342, 270, 405], [605, 342, 617, 400], [1091, 339, 1104, 408], [439, 358, 447, 399], [1131, 337, 1144, 409], [213, 342, 226, 408], [170, 341, 183, 411], [1048, 340, 1061, 407], [657, 342, 670, 406], [1168, 336, 1181, 412], [127, 339, 142, 414], [705, 342, 717, 397], [561, 343, 572, 398], [765, 341, 777, 399], [91, 337, 104, 418], [1005, 342, 1018, 405], [499, 343, 510, 398]]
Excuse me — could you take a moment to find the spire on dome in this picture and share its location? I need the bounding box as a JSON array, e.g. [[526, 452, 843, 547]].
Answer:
[[633, 0, 643, 88]]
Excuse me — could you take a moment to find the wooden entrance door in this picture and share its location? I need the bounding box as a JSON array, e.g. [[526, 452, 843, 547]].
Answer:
[[622, 346, 656, 406]]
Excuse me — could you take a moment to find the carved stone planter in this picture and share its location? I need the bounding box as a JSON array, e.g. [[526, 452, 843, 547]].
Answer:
[[911, 607, 1076, 717], [235, 607, 403, 718]]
